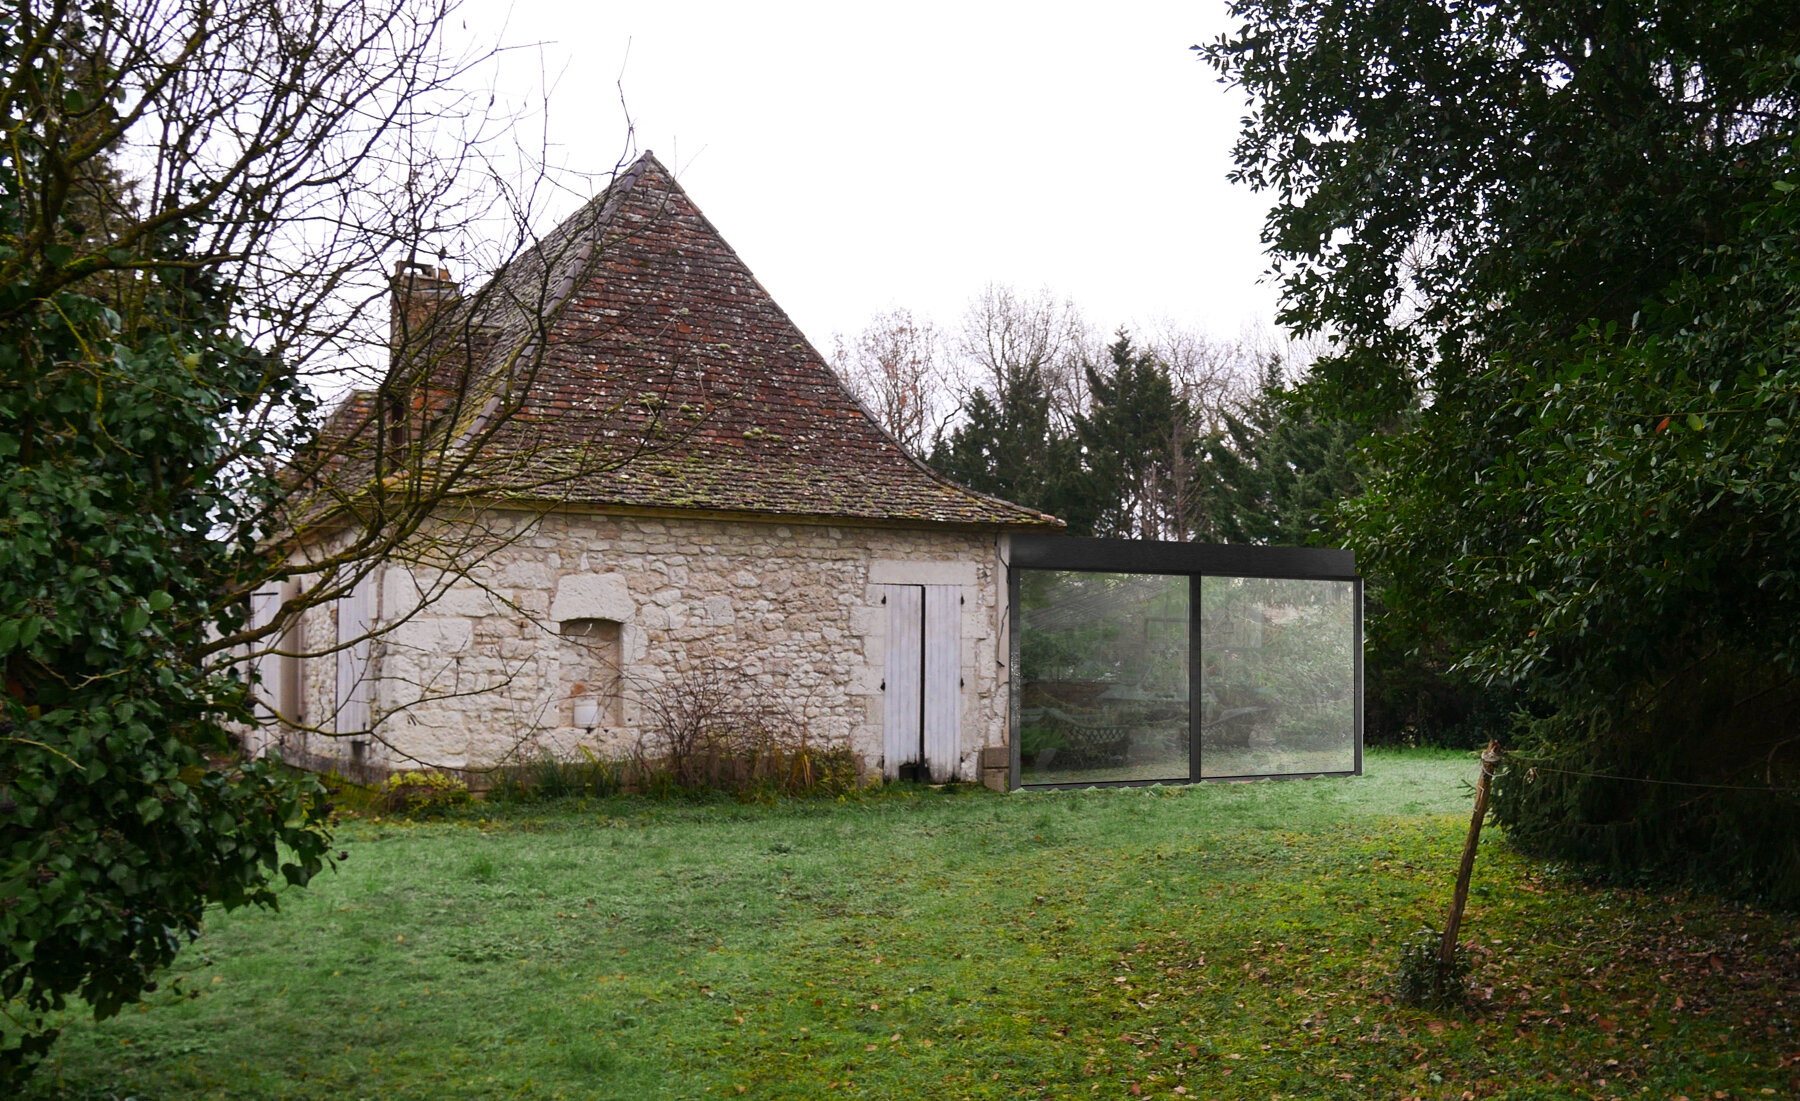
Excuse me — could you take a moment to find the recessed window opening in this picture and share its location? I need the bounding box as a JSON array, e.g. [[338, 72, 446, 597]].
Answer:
[[561, 618, 623, 728]]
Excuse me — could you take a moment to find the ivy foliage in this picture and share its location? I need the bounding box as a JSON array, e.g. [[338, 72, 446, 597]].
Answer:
[[1204, 0, 1800, 899], [0, 7, 331, 1079]]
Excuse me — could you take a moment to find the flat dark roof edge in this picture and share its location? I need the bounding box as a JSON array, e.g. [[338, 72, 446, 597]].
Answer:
[[1007, 533, 1356, 579]]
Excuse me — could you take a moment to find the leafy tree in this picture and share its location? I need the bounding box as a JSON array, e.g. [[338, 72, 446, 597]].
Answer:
[[1204, 0, 1800, 897], [0, 9, 331, 1076], [0, 0, 601, 1077], [1201, 359, 1515, 747]]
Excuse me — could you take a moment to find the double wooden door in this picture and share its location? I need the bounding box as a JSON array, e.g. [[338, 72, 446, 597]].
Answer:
[[881, 584, 961, 782]]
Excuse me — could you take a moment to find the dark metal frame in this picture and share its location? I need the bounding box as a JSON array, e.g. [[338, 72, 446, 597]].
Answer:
[[1008, 534, 1363, 791]]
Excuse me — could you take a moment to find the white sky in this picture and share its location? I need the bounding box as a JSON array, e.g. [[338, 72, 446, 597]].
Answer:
[[453, 0, 1280, 353]]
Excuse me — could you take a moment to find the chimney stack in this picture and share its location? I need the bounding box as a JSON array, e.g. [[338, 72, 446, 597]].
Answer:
[[387, 260, 462, 449], [390, 259, 458, 366]]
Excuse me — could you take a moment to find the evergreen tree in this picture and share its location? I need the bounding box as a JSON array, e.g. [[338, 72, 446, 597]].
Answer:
[[929, 362, 1094, 533], [1202, 358, 1363, 546], [1075, 332, 1193, 541]]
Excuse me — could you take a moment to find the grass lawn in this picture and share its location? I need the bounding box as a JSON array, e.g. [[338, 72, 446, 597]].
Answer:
[[27, 748, 1800, 1100]]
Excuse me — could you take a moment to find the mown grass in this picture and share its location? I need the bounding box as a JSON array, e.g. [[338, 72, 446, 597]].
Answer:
[[27, 748, 1800, 1100]]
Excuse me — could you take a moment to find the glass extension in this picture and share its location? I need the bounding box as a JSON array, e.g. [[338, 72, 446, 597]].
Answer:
[[1009, 537, 1361, 788]]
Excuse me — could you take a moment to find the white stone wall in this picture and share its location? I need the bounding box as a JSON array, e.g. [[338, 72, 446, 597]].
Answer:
[[325, 510, 1011, 778], [242, 527, 373, 768]]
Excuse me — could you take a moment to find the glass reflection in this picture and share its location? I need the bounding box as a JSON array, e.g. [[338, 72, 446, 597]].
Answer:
[[1199, 577, 1356, 777], [1018, 571, 1189, 786]]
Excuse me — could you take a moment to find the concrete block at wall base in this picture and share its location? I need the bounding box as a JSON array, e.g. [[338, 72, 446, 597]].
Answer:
[[982, 766, 1009, 793], [979, 745, 1009, 771]]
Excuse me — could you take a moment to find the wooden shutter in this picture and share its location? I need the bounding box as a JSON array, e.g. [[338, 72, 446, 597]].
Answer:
[[249, 585, 282, 723], [882, 585, 923, 780], [335, 574, 373, 734], [277, 596, 304, 726], [922, 585, 962, 783]]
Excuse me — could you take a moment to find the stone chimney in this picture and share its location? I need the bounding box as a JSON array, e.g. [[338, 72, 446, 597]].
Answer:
[[389, 259, 458, 367], [386, 260, 462, 448]]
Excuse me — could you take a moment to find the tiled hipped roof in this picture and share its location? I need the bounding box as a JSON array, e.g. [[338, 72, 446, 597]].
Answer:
[[436, 152, 1062, 530]]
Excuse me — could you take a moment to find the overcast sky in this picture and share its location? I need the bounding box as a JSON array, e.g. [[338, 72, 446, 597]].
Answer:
[[453, 1, 1280, 354]]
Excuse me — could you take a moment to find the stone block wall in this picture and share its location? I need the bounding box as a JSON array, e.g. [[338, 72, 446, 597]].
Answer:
[[272, 508, 1014, 781]]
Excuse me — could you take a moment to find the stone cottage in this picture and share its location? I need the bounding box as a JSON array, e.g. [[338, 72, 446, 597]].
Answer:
[[248, 152, 1061, 786]]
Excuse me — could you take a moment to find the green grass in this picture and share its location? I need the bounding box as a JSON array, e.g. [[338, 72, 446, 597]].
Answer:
[[27, 748, 1800, 1099]]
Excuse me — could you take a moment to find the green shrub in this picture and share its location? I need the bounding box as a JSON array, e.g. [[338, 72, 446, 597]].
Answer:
[[1393, 927, 1471, 1008], [319, 772, 382, 819], [488, 747, 622, 805], [1491, 662, 1800, 909], [1019, 725, 1067, 756], [376, 771, 472, 818]]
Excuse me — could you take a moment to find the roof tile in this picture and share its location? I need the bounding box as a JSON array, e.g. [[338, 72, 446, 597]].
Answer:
[[437, 152, 1062, 530]]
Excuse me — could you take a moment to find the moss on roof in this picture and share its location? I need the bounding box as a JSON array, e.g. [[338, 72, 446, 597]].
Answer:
[[428, 152, 1062, 531]]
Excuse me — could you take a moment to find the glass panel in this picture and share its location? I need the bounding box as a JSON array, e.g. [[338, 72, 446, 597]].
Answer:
[[1018, 571, 1189, 786], [1200, 577, 1356, 777]]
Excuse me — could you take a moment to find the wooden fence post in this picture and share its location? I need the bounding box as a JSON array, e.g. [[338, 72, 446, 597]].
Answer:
[[1438, 740, 1503, 998]]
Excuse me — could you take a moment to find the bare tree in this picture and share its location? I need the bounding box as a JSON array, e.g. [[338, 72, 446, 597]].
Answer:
[[632, 659, 829, 794], [1139, 320, 1261, 435], [0, 0, 687, 1069], [830, 307, 945, 455], [952, 283, 1093, 427], [12, 0, 684, 755]]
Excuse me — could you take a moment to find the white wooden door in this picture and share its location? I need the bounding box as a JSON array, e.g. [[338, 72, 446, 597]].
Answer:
[[881, 584, 962, 782], [882, 585, 923, 780], [922, 585, 961, 782]]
